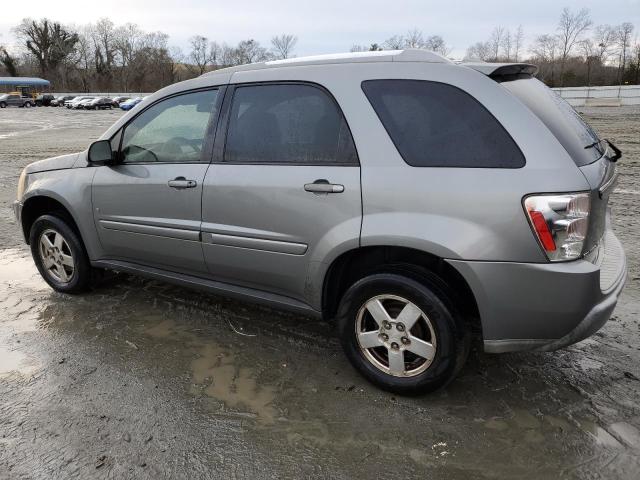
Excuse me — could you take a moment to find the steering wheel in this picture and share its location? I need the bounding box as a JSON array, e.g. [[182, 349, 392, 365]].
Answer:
[[161, 137, 202, 157]]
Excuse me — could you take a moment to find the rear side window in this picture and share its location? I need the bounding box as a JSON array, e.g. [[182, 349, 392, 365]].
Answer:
[[361, 80, 525, 168], [501, 78, 602, 167], [224, 84, 358, 165]]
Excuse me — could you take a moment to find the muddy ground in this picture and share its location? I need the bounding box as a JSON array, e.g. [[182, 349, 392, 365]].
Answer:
[[0, 106, 639, 479]]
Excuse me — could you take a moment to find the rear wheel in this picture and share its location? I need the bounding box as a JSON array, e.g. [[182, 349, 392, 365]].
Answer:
[[29, 215, 92, 293], [337, 273, 469, 394], [24, 102, 32, 108]]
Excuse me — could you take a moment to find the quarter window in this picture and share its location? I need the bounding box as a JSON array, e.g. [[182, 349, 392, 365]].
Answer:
[[362, 80, 525, 168], [120, 89, 218, 163], [224, 84, 357, 165]]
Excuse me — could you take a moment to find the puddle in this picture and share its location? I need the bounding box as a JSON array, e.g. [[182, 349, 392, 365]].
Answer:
[[579, 420, 623, 448], [191, 343, 277, 424], [140, 313, 278, 424], [144, 317, 176, 338], [0, 346, 38, 378], [0, 249, 46, 289]]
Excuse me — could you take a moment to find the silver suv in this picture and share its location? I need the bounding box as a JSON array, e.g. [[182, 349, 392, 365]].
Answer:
[[13, 50, 627, 394]]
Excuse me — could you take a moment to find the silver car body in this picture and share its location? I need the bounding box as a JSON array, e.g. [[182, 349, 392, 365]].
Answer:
[[14, 50, 627, 353]]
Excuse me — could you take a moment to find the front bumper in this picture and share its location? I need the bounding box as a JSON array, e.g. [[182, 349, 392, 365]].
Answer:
[[447, 228, 627, 353], [13, 200, 25, 241]]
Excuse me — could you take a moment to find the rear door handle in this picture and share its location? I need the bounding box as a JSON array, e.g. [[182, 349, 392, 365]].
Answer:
[[304, 179, 344, 194], [168, 177, 197, 189]]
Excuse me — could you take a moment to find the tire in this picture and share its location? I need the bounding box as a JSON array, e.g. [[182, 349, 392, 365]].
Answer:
[[24, 102, 32, 108], [0, 102, 6, 108], [336, 273, 469, 395], [29, 214, 92, 294]]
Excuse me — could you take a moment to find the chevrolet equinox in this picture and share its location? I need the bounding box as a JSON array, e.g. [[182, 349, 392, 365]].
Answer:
[[13, 50, 627, 394]]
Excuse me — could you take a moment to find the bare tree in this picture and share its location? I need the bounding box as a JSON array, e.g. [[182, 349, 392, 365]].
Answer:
[[270, 34, 297, 60], [616, 22, 634, 82], [383, 35, 405, 50], [501, 28, 513, 61], [188, 35, 211, 74], [489, 26, 505, 61], [404, 29, 425, 48], [593, 24, 616, 64], [531, 33, 560, 85], [424, 35, 450, 56], [556, 7, 592, 85], [513, 25, 524, 61], [465, 41, 491, 61], [91, 18, 117, 82], [234, 39, 272, 64]]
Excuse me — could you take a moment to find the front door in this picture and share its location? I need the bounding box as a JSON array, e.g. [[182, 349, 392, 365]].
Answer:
[[92, 88, 221, 274], [201, 83, 362, 301]]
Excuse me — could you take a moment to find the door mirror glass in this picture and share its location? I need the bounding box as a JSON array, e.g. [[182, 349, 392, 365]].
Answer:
[[88, 140, 113, 165]]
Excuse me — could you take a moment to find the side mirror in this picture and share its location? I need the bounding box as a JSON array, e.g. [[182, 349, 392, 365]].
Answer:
[[88, 140, 113, 165]]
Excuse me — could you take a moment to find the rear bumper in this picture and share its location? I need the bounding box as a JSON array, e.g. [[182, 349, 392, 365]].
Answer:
[[447, 229, 627, 353]]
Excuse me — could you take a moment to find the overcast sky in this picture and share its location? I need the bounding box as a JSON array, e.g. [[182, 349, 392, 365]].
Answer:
[[1, 0, 638, 59]]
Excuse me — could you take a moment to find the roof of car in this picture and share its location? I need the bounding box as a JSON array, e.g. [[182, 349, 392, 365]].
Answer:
[[201, 49, 451, 77]]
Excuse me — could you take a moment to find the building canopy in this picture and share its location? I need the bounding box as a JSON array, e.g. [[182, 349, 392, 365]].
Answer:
[[0, 77, 50, 87]]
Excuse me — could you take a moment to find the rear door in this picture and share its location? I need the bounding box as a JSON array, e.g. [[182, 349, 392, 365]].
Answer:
[[92, 88, 222, 274], [201, 82, 361, 300]]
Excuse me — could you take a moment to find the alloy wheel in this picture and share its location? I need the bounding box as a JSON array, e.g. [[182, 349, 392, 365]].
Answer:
[[355, 294, 437, 377], [38, 229, 75, 283]]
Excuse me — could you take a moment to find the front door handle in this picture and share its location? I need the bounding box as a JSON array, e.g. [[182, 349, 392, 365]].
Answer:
[[168, 177, 197, 189], [304, 179, 344, 194]]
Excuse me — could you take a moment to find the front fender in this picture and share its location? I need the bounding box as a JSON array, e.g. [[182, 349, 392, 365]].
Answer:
[[22, 168, 103, 259]]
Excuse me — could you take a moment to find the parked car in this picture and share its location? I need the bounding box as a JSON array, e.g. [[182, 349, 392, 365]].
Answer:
[[51, 95, 75, 107], [84, 97, 115, 110], [35, 94, 55, 107], [13, 50, 627, 394], [111, 96, 131, 106], [65, 96, 93, 108], [74, 98, 97, 109], [0, 93, 35, 108], [119, 97, 143, 110]]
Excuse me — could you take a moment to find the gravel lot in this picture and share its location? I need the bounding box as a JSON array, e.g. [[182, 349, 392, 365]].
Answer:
[[0, 106, 639, 479]]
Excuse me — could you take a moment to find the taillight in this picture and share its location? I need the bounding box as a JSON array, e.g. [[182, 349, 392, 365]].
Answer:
[[524, 193, 590, 261]]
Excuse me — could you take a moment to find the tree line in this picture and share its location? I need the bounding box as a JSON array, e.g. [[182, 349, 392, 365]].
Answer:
[[0, 7, 638, 93]]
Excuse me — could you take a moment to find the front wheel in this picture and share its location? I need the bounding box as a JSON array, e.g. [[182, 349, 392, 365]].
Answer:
[[29, 215, 92, 293], [24, 102, 32, 108], [0, 102, 6, 108], [337, 273, 468, 394]]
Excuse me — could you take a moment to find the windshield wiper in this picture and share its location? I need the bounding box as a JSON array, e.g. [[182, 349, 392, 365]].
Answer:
[[584, 140, 600, 150]]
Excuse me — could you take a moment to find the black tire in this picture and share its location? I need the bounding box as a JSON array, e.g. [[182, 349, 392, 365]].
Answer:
[[24, 102, 32, 108], [336, 273, 469, 395], [0, 102, 6, 108], [29, 214, 92, 294]]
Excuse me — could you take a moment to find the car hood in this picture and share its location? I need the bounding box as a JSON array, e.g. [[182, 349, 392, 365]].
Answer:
[[25, 153, 80, 174]]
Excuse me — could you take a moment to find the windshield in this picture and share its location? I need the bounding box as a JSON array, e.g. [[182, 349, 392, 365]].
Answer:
[[501, 78, 603, 167]]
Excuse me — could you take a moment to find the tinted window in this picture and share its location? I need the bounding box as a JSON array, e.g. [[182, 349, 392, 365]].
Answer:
[[121, 89, 217, 163], [224, 84, 357, 165], [501, 78, 602, 167], [362, 80, 525, 168]]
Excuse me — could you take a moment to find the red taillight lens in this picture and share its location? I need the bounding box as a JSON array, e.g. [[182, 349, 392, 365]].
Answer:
[[523, 193, 590, 261], [527, 209, 556, 251]]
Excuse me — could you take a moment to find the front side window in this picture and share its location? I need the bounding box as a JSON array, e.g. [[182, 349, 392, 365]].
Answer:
[[121, 89, 218, 163], [362, 80, 525, 168], [224, 84, 357, 165]]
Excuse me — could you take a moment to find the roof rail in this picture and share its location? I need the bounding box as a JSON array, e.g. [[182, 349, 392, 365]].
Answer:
[[201, 49, 452, 77]]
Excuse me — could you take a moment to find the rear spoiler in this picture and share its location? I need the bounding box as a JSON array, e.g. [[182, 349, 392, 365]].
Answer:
[[462, 62, 538, 81]]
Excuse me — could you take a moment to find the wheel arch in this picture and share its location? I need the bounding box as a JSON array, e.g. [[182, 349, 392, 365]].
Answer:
[[21, 195, 83, 246], [321, 245, 482, 337]]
